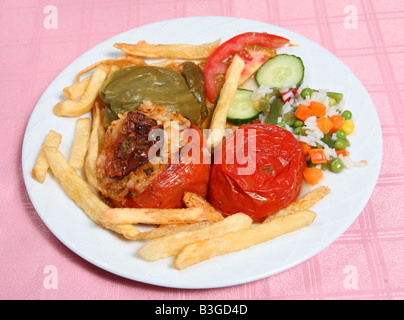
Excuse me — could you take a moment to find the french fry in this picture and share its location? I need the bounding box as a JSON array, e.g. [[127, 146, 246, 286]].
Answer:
[[113, 39, 221, 60], [84, 101, 105, 190], [264, 186, 331, 223], [44, 146, 139, 239], [149, 58, 176, 68], [100, 206, 222, 226], [32, 130, 62, 183], [284, 186, 331, 213], [174, 210, 317, 269], [53, 65, 109, 117], [63, 75, 91, 100], [69, 117, 91, 169], [207, 54, 245, 149], [183, 192, 224, 221], [75, 54, 146, 83], [134, 222, 214, 240], [108, 64, 120, 77], [138, 213, 253, 261]]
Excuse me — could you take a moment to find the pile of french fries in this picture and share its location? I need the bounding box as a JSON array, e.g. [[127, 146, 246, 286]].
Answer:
[[31, 37, 331, 270]]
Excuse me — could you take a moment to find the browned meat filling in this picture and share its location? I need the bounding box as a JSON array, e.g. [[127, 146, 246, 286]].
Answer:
[[103, 112, 163, 179], [96, 102, 193, 205]]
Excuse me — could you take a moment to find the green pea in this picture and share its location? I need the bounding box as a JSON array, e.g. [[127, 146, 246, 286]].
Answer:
[[300, 128, 309, 136], [321, 162, 329, 171], [283, 112, 296, 127], [294, 119, 304, 127], [277, 122, 286, 129], [334, 139, 347, 151], [301, 88, 313, 99], [341, 110, 352, 120], [327, 92, 344, 103], [328, 97, 337, 107], [336, 129, 347, 140], [294, 126, 302, 135], [321, 132, 335, 148], [286, 119, 295, 127], [330, 158, 344, 173]]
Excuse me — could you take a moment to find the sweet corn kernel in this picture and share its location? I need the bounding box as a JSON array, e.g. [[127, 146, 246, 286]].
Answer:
[[341, 120, 355, 135]]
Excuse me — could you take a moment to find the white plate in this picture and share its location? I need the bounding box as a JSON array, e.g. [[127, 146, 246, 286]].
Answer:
[[22, 17, 382, 289]]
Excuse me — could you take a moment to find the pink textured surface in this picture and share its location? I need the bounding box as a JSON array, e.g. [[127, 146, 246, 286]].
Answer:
[[1, 0, 403, 299]]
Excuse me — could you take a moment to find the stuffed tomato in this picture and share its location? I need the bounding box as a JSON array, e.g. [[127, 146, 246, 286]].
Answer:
[[208, 124, 306, 222], [96, 102, 210, 209]]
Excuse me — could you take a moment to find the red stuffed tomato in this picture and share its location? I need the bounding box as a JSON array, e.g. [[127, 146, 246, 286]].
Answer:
[[96, 103, 211, 209], [204, 32, 290, 103], [208, 124, 306, 222]]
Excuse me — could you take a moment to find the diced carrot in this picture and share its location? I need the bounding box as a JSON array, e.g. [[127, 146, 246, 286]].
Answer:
[[308, 148, 327, 164], [309, 101, 327, 117], [295, 104, 313, 121], [299, 141, 312, 157], [303, 167, 324, 185], [336, 150, 350, 157], [329, 115, 344, 132], [316, 116, 333, 134]]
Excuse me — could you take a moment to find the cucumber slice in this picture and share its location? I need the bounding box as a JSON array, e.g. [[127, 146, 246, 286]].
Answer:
[[226, 89, 260, 125], [255, 54, 305, 88]]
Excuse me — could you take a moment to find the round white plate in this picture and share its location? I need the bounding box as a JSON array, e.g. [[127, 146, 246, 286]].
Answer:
[[22, 16, 382, 289]]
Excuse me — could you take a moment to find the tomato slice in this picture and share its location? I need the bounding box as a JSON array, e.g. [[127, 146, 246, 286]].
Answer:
[[204, 32, 290, 103], [239, 46, 277, 84]]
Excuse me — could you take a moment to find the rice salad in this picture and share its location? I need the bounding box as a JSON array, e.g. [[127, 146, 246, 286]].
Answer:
[[250, 83, 367, 185]]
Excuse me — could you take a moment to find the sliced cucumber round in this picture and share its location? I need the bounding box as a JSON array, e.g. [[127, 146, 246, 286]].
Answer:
[[226, 89, 260, 125], [255, 54, 305, 88]]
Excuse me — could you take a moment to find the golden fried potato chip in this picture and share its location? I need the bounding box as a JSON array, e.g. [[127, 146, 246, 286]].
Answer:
[[84, 101, 105, 190], [32, 130, 62, 183], [53, 65, 109, 117], [264, 186, 331, 223], [114, 39, 221, 60], [183, 192, 224, 221], [148, 58, 176, 68], [75, 54, 146, 83], [69, 117, 91, 169], [207, 54, 245, 149], [286, 186, 331, 213], [138, 213, 253, 261], [174, 210, 317, 269], [100, 206, 222, 226], [63, 75, 91, 100], [44, 146, 139, 239], [134, 222, 214, 240]]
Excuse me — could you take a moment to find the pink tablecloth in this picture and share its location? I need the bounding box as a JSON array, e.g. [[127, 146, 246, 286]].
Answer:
[[1, 0, 403, 300]]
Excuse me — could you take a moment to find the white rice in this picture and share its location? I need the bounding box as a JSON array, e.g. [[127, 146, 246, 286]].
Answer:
[[255, 86, 363, 168], [252, 85, 273, 101], [268, 87, 365, 169], [282, 101, 293, 115]]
